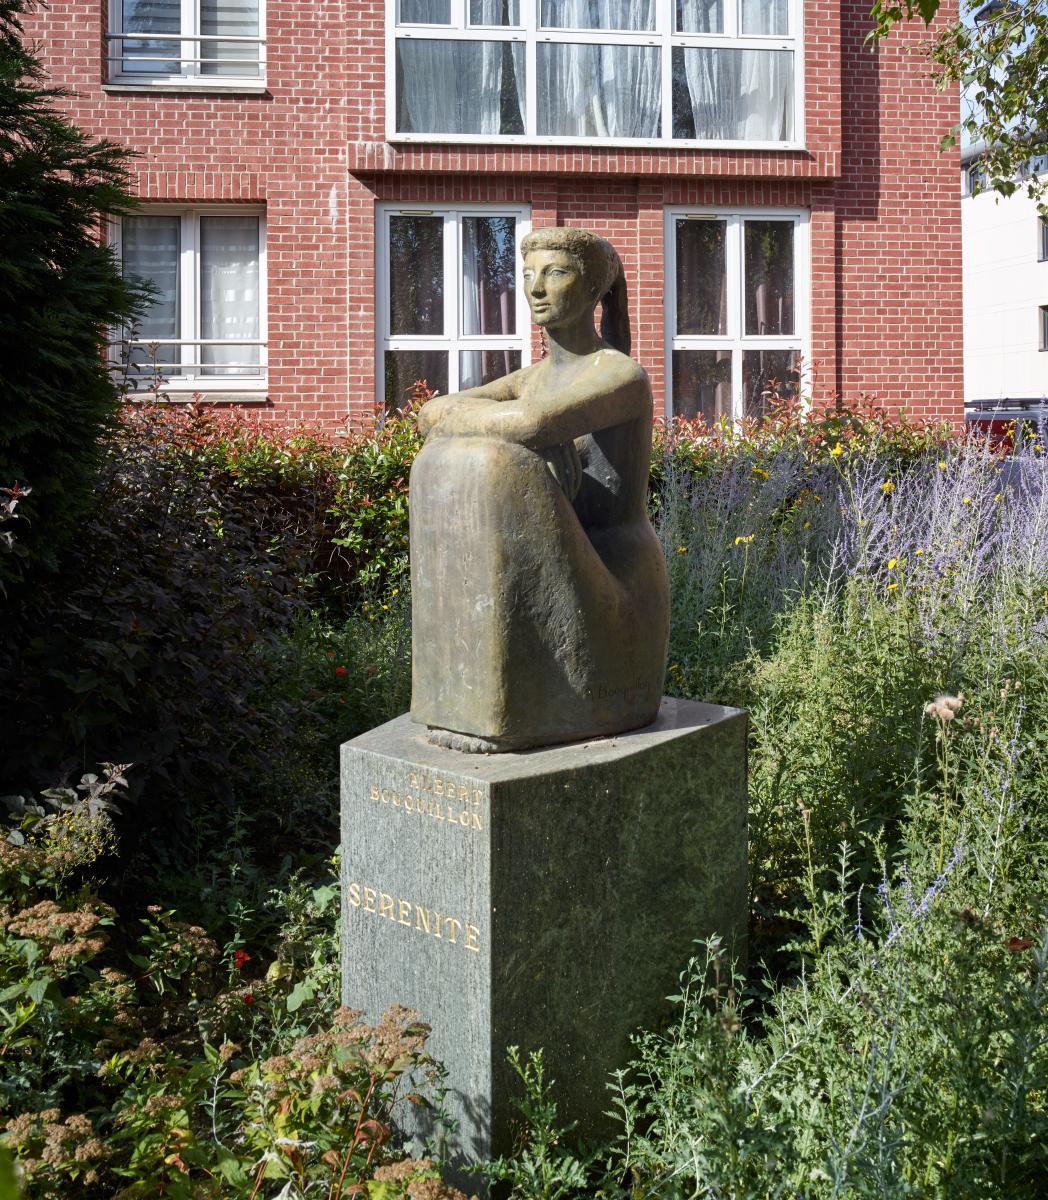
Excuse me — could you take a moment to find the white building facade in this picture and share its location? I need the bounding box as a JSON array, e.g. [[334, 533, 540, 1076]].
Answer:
[[963, 156, 1048, 403]]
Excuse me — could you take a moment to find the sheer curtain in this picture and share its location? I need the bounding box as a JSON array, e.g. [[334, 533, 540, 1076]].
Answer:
[[121, 0, 180, 74], [400, 0, 450, 21], [396, 39, 525, 134], [741, 0, 788, 34], [676, 0, 722, 32], [540, 0, 655, 29], [539, 42, 660, 137], [201, 0, 260, 77], [461, 216, 516, 388], [469, 0, 520, 22], [677, 47, 792, 140], [121, 215, 180, 375], [200, 217, 260, 376]]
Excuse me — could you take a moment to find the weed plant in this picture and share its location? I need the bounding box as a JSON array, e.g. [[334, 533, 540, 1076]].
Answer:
[[495, 418, 1048, 1197]]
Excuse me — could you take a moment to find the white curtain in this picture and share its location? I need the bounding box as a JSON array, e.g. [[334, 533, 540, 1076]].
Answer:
[[121, 215, 181, 374], [396, 39, 525, 134], [469, 0, 520, 23], [741, 0, 788, 34], [541, 0, 656, 29], [461, 216, 516, 388], [200, 216, 260, 376], [120, 0, 180, 74], [675, 0, 722, 33], [400, 0, 450, 22], [678, 47, 793, 140], [539, 42, 660, 138], [201, 0, 260, 76]]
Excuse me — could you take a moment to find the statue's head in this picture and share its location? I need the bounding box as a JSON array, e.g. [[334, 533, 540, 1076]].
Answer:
[[520, 228, 631, 354]]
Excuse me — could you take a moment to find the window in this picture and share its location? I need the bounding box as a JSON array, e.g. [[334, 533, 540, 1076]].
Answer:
[[107, 0, 265, 86], [388, 0, 800, 147], [1040, 305, 1048, 352], [377, 204, 531, 411], [115, 208, 266, 395], [665, 207, 808, 422], [1040, 218, 1048, 262]]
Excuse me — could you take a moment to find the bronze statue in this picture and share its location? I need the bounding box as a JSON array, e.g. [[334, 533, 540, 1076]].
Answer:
[[409, 228, 669, 752]]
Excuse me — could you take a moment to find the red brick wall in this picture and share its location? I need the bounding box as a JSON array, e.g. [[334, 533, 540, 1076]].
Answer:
[[32, 0, 962, 426]]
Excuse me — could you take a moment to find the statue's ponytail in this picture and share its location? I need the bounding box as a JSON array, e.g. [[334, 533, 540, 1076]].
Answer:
[[599, 262, 631, 357]]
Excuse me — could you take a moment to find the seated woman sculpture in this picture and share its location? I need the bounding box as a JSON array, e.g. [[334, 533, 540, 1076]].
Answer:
[[409, 227, 669, 752]]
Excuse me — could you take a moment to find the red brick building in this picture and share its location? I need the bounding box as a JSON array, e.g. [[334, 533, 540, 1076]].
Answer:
[[34, 0, 962, 426]]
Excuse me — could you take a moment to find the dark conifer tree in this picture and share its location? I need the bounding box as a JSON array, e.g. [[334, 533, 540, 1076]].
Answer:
[[0, 0, 144, 586]]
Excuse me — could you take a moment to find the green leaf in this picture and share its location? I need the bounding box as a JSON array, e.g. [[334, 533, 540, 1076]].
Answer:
[[286, 979, 316, 1013]]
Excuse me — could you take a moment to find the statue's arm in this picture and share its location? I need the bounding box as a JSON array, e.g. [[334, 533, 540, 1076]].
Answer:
[[426, 359, 650, 448], [416, 368, 526, 437]]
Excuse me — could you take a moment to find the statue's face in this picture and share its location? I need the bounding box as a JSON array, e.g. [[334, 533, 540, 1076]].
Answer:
[[523, 250, 595, 329]]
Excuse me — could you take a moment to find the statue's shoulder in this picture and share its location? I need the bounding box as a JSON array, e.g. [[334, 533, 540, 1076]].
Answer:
[[596, 347, 651, 391]]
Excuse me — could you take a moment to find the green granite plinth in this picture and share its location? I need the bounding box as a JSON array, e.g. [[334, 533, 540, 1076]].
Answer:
[[340, 697, 747, 1177]]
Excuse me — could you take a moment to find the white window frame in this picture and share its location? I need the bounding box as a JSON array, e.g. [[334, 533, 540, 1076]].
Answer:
[[664, 206, 810, 421], [376, 202, 532, 409], [112, 206, 268, 398], [106, 0, 267, 89], [386, 0, 803, 151]]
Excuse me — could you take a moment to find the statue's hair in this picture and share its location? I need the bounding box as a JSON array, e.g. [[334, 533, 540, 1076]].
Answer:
[[520, 227, 631, 356]]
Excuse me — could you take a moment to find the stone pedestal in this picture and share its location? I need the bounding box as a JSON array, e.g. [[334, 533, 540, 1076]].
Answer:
[[340, 697, 747, 1174]]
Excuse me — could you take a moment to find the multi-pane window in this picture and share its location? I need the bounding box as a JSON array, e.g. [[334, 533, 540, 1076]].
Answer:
[[116, 209, 266, 394], [1039, 217, 1048, 262], [377, 205, 530, 412], [389, 0, 800, 147], [107, 0, 265, 84], [666, 208, 808, 422], [1040, 305, 1048, 352]]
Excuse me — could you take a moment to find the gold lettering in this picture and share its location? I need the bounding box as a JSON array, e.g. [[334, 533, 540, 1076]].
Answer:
[[446, 803, 456, 822], [459, 810, 471, 825], [471, 812, 482, 831], [370, 785, 379, 801], [350, 884, 480, 953], [404, 794, 413, 812], [434, 778, 444, 796], [434, 801, 444, 821], [380, 789, 392, 805], [473, 789, 483, 806], [410, 771, 419, 788]]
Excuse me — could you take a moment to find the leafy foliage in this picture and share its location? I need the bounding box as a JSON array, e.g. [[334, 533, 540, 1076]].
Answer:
[[0, 0, 144, 585], [870, 0, 1048, 212]]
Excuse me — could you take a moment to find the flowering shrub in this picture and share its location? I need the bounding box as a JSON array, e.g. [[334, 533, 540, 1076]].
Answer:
[[0, 772, 470, 1199]]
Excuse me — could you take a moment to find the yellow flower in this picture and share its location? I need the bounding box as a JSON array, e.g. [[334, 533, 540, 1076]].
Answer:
[[916, 548, 924, 556], [391, 587, 399, 595], [676, 545, 688, 554], [888, 558, 898, 570], [994, 493, 1002, 503], [381, 603, 389, 610], [886, 582, 898, 591], [751, 466, 769, 479], [803, 521, 811, 529], [829, 444, 843, 458], [735, 534, 755, 545], [938, 461, 947, 470], [881, 480, 895, 494], [963, 497, 972, 505]]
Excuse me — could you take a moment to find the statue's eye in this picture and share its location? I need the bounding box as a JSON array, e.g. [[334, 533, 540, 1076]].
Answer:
[[523, 270, 535, 282]]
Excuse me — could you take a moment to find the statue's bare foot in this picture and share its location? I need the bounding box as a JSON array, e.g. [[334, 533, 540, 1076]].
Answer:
[[426, 727, 510, 754]]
